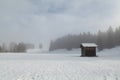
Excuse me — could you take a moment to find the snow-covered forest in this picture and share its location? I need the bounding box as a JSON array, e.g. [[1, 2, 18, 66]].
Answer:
[[0, 42, 34, 52], [0, 26, 120, 53], [49, 26, 120, 51]]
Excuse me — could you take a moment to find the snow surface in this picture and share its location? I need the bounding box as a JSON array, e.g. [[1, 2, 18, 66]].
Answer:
[[26, 48, 48, 53], [0, 47, 120, 80]]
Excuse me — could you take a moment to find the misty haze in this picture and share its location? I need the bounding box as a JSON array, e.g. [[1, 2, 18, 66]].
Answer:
[[0, 0, 120, 80]]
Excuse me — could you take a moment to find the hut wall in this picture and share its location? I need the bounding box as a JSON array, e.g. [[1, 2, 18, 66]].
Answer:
[[85, 47, 96, 56], [81, 47, 85, 56]]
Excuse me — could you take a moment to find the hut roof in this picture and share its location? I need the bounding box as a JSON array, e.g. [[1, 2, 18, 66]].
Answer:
[[81, 43, 97, 47]]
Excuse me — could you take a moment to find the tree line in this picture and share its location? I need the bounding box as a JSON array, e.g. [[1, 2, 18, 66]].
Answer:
[[0, 42, 34, 52], [49, 26, 120, 51]]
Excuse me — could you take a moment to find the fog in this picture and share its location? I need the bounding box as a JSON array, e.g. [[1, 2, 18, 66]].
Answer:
[[0, 0, 120, 49]]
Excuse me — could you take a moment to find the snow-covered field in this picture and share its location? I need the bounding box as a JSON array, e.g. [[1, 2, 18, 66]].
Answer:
[[0, 47, 120, 80]]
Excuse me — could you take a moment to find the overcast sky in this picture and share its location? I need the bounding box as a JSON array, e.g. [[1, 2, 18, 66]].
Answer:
[[0, 0, 120, 47]]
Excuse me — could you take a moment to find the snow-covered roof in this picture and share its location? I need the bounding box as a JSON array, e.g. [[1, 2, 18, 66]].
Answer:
[[81, 43, 97, 47]]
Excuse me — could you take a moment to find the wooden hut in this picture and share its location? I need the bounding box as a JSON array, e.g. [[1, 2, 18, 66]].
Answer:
[[80, 43, 97, 57]]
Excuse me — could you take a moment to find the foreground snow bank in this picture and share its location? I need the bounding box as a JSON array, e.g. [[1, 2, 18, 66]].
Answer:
[[0, 60, 120, 80], [0, 47, 120, 80]]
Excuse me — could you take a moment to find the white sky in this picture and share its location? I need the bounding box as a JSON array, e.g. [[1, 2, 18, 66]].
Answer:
[[0, 0, 120, 48]]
